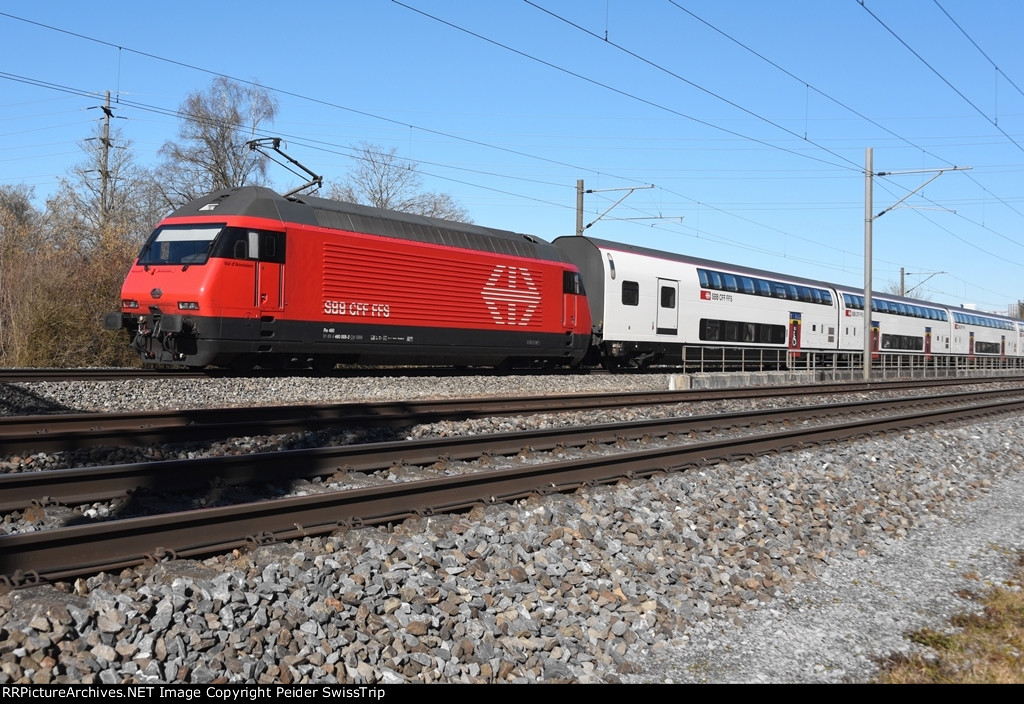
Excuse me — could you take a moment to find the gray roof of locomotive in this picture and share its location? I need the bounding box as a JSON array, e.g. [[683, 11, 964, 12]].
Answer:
[[168, 186, 570, 264]]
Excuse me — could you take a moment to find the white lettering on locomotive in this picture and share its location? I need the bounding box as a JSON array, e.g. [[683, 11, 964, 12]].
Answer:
[[324, 300, 346, 316], [482, 265, 541, 326], [323, 300, 390, 317]]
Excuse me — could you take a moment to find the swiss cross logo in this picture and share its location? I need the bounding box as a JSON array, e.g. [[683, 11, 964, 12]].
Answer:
[[700, 290, 711, 300], [482, 265, 541, 325]]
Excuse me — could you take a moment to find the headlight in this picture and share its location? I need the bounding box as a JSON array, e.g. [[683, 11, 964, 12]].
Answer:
[[178, 301, 200, 310], [122, 299, 139, 309]]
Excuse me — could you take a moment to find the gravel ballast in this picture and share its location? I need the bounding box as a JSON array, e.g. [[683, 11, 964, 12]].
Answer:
[[1, 374, 1022, 684]]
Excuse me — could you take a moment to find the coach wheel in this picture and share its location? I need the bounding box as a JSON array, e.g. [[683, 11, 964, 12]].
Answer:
[[229, 355, 257, 373]]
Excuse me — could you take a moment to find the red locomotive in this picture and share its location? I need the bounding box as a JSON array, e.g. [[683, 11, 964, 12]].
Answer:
[[105, 186, 592, 371]]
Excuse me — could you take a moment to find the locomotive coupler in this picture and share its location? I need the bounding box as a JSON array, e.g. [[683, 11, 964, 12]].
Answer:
[[131, 315, 155, 359]]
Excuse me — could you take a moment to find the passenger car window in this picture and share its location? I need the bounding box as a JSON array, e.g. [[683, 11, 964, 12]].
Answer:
[[622, 281, 639, 306]]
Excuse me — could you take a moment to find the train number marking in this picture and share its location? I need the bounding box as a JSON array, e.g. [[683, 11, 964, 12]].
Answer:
[[482, 265, 540, 326]]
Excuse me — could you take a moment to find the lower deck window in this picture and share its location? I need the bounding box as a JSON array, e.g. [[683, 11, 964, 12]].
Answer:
[[700, 318, 785, 344], [976, 341, 1001, 354], [880, 334, 923, 351]]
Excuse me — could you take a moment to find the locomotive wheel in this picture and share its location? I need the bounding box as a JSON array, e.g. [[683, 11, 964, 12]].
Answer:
[[311, 355, 337, 373], [494, 358, 517, 374], [255, 355, 291, 371]]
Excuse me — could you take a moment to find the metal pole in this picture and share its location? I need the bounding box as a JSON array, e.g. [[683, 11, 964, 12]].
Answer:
[[576, 180, 584, 236], [863, 148, 873, 381]]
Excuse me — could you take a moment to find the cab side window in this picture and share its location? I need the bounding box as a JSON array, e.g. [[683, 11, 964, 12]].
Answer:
[[212, 227, 286, 263]]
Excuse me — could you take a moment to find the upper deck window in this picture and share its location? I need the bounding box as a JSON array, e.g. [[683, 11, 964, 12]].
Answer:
[[695, 266, 833, 306]]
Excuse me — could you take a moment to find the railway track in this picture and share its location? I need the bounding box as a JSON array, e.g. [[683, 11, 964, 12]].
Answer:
[[4, 365, 1024, 385], [0, 365, 597, 384], [1, 385, 1021, 512], [4, 376, 1021, 454], [3, 386, 1024, 587], [0, 367, 205, 382]]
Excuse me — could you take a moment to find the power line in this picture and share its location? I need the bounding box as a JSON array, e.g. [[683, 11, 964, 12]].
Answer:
[[857, 0, 1024, 154], [524, 0, 861, 170], [0, 8, 1019, 304], [663, 0, 1024, 235], [394, 0, 853, 171], [933, 0, 1024, 105]]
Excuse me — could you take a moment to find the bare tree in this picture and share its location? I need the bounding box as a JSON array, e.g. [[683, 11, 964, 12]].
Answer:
[[0, 185, 39, 362], [46, 121, 161, 253], [326, 142, 472, 222], [883, 281, 933, 301], [0, 184, 35, 230], [156, 77, 278, 208], [2, 118, 161, 367]]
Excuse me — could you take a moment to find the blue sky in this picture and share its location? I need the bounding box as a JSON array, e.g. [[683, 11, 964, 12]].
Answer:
[[2, 1, 1023, 313]]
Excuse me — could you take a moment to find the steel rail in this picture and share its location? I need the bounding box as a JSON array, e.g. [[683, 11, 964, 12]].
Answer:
[[4, 377, 1022, 454], [3, 395, 1024, 586], [0, 368, 205, 382], [0, 366, 585, 383], [2, 388, 1023, 513]]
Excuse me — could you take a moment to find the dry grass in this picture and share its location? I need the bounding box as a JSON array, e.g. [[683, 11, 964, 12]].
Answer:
[[872, 553, 1024, 683]]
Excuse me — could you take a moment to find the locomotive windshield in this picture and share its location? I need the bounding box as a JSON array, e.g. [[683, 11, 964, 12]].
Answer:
[[137, 224, 223, 266]]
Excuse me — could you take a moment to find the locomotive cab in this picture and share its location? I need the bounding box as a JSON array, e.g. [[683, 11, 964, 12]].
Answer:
[[105, 222, 286, 367]]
